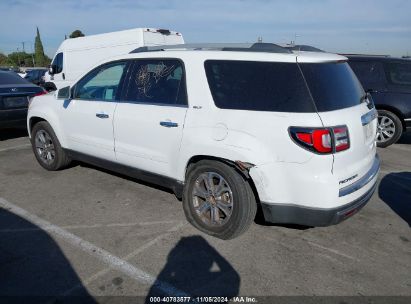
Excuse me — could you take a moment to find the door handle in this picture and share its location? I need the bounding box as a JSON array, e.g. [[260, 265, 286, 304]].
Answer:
[[160, 121, 178, 128], [96, 113, 109, 119]]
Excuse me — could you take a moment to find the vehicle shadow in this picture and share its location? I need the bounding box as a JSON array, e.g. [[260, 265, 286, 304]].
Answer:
[[145, 236, 240, 302], [378, 172, 411, 227], [0, 207, 96, 303], [0, 128, 28, 141], [397, 132, 411, 144]]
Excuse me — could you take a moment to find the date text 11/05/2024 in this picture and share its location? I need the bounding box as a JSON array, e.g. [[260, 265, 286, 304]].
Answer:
[[148, 296, 257, 303]]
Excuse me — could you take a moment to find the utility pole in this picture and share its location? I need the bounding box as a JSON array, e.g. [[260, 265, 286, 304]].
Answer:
[[21, 41, 25, 52], [16, 47, 20, 67]]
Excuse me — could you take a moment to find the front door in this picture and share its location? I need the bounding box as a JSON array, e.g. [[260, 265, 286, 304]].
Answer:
[[61, 61, 129, 161]]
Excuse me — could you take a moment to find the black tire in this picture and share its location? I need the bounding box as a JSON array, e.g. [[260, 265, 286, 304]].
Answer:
[[31, 121, 71, 170], [183, 160, 257, 240], [376, 110, 403, 148]]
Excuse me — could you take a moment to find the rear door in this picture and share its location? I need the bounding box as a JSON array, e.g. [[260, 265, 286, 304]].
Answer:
[[299, 61, 377, 187], [113, 58, 188, 178]]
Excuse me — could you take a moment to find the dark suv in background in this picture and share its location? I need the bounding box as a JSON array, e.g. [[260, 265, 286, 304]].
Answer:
[[24, 68, 47, 86], [347, 55, 411, 147]]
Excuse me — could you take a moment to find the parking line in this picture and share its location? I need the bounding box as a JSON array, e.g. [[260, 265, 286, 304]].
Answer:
[[0, 197, 189, 297], [62, 221, 186, 296], [0, 220, 182, 233], [305, 240, 360, 262], [0, 143, 31, 152]]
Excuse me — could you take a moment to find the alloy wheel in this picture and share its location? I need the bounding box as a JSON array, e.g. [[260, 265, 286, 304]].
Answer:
[[376, 114, 396, 143], [191, 172, 234, 227], [34, 130, 56, 165]]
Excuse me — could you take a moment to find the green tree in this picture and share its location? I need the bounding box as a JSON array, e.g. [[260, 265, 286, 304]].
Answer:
[[7, 52, 34, 67], [34, 26, 47, 67], [0, 52, 13, 66], [69, 30, 85, 38]]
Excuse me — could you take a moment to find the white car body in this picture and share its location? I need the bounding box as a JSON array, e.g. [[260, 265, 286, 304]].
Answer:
[[44, 28, 184, 90], [28, 44, 380, 235]]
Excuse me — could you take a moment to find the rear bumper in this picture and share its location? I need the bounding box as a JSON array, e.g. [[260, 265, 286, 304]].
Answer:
[[261, 181, 377, 226], [261, 155, 380, 226]]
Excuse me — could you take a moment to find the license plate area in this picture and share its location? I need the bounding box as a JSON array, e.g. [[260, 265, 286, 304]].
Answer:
[[2, 96, 29, 109], [361, 109, 377, 142]]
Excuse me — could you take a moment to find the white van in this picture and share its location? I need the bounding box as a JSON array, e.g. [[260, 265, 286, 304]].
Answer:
[[44, 28, 184, 90]]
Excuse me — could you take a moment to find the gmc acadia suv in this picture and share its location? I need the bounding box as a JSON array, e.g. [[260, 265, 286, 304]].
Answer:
[[27, 43, 380, 239]]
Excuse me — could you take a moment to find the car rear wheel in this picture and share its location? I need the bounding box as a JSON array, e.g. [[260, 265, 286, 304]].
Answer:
[[183, 160, 257, 239], [31, 121, 71, 170], [376, 110, 403, 148]]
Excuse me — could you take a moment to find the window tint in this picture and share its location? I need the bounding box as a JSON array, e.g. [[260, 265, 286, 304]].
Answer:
[[385, 62, 411, 86], [124, 59, 187, 106], [204, 60, 315, 112], [74, 62, 127, 101], [299, 62, 364, 112], [348, 61, 386, 86], [52, 53, 63, 74], [0, 71, 27, 85]]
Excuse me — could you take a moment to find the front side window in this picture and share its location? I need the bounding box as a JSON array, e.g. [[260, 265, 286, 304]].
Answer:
[[124, 59, 187, 106], [385, 62, 411, 86], [204, 60, 315, 112], [74, 62, 127, 101], [52, 53, 63, 74]]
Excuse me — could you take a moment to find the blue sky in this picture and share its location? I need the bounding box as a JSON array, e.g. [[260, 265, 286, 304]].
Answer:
[[1, 0, 410, 57]]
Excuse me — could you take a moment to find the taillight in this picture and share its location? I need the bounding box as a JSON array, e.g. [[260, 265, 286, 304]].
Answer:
[[34, 90, 47, 97], [289, 126, 350, 154], [29, 90, 47, 107], [333, 127, 350, 152]]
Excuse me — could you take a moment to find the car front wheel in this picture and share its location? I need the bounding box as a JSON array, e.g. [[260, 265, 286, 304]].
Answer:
[[31, 121, 71, 170]]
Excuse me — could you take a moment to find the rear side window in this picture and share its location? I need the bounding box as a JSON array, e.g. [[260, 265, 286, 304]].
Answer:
[[385, 62, 411, 86], [348, 61, 386, 86], [204, 60, 315, 112], [299, 62, 364, 112], [124, 59, 187, 106]]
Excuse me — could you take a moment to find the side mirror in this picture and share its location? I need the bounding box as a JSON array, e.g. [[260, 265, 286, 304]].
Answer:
[[48, 64, 56, 75], [57, 86, 71, 99]]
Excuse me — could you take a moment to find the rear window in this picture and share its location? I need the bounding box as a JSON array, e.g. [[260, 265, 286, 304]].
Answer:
[[299, 62, 364, 112], [204, 60, 315, 113], [0, 71, 29, 85]]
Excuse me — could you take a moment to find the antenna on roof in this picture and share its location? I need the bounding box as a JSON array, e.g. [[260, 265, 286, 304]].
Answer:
[[257, 36, 263, 43]]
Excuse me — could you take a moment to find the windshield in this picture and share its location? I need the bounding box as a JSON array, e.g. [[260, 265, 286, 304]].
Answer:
[[299, 62, 365, 112]]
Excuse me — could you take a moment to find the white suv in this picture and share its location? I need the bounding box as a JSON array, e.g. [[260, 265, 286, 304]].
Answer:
[[27, 43, 380, 239]]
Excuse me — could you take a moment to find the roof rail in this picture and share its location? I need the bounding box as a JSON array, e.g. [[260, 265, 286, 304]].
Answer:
[[130, 43, 291, 54], [342, 54, 391, 58]]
